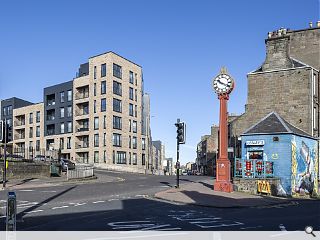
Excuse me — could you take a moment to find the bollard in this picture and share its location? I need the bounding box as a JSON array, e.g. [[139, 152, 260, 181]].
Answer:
[[6, 192, 16, 231]]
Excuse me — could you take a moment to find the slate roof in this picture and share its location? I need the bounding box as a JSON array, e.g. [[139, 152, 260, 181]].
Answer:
[[242, 112, 315, 139]]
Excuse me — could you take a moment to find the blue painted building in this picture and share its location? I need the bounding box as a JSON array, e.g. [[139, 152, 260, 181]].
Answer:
[[239, 112, 318, 197]]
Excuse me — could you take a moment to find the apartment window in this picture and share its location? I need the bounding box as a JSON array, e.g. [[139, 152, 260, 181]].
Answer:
[[3, 105, 12, 116], [129, 152, 132, 164], [113, 98, 122, 113], [67, 137, 71, 149], [142, 138, 146, 150], [142, 154, 146, 166], [113, 81, 122, 96], [36, 126, 40, 137], [101, 98, 106, 112], [67, 121, 72, 133], [132, 136, 137, 149], [132, 153, 137, 165], [103, 115, 106, 129], [129, 136, 131, 148], [116, 151, 126, 164], [135, 89, 137, 101], [60, 123, 65, 134], [36, 111, 40, 123], [29, 141, 33, 152], [67, 106, 72, 117], [135, 73, 137, 86], [129, 119, 132, 132], [101, 81, 106, 94], [314, 107, 317, 129], [67, 90, 72, 101], [94, 134, 99, 147], [113, 116, 122, 129], [94, 117, 99, 130], [94, 151, 99, 163], [29, 113, 33, 124], [101, 63, 106, 77], [36, 140, 40, 151], [60, 107, 65, 118], [313, 74, 317, 97], [113, 150, 115, 164], [103, 150, 106, 163], [129, 71, 134, 84], [133, 120, 137, 133], [134, 105, 137, 117], [113, 63, 122, 79], [60, 138, 64, 150], [129, 104, 134, 116], [113, 133, 121, 147], [94, 83, 97, 96], [129, 87, 134, 100], [94, 66, 97, 79], [94, 100, 97, 113], [29, 127, 33, 138], [103, 133, 106, 146], [60, 92, 65, 103]]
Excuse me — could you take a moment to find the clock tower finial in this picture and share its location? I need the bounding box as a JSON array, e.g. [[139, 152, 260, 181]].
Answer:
[[220, 67, 228, 75]]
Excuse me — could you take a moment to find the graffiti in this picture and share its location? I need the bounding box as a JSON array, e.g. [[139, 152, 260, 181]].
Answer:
[[257, 180, 271, 194], [291, 137, 318, 196], [271, 153, 278, 159]]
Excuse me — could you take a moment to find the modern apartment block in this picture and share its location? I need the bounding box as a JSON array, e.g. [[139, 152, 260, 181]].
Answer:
[[3, 51, 151, 174]]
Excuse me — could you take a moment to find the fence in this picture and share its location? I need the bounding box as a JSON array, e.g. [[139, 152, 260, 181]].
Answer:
[[67, 164, 94, 180], [234, 158, 274, 178]]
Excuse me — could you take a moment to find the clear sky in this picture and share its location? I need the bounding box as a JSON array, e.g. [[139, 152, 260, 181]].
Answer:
[[0, 0, 319, 164]]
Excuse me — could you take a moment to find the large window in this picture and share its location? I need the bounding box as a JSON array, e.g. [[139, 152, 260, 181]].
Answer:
[[113, 116, 122, 130], [94, 117, 99, 130], [94, 134, 99, 147], [94, 66, 97, 79], [116, 151, 126, 164], [129, 71, 134, 84], [60, 138, 64, 150], [132, 153, 137, 165], [29, 113, 33, 124], [29, 127, 33, 138], [113, 133, 121, 147], [94, 100, 97, 113], [36, 111, 40, 123], [142, 154, 145, 166], [129, 104, 134, 116], [135, 89, 137, 101], [132, 136, 137, 149], [36, 126, 40, 137], [113, 98, 122, 113], [36, 140, 40, 151], [67, 106, 72, 117], [94, 83, 97, 96], [60, 107, 65, 118], [67, 90, 72, 101], [103, 133, 106, 146], [133, 120, 137, 133], [101, 81, 106, 94], [113, 63, 122, 79], [67, 122, 72, 133], [94, 151, 99, 163], [142, 138, 146, 150], [101, 98, 106, 112], [129, 87, 134, 100], [67, 137, 71, 149], [129, 136, 131, 148], [101, 63, 106, 77], [103, 115, 106, 129], [60, 92, 65, 103], [60, 123, 65, 134], [113, 81, 122, 96]]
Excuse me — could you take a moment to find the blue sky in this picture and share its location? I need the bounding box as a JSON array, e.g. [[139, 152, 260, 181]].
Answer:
[[0, 0, 319, 164]]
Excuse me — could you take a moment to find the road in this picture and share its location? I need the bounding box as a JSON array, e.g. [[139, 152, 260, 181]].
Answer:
[[0, 170, 319, 231]]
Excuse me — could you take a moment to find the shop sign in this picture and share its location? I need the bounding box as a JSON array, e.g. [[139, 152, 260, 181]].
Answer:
[[257, 180, 271, 194], [246, 140, 265, 146]]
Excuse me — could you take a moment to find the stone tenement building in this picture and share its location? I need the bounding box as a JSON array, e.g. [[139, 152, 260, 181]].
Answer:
[[1, 51, 153, 174], [230, 23, 320, 147]]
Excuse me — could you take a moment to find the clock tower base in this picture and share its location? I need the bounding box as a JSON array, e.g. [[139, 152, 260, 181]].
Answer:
[[213, 159, 233, 192]]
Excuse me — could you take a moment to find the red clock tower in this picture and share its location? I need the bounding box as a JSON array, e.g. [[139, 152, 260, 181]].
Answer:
[[212, 67, 234, 193]]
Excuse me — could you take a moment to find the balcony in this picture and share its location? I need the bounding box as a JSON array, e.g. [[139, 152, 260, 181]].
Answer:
[[46, 115, 55, 121], [47, 100, 56, 107], [14, 120, 25, 127], [75, 109, 89, 117], [77, 127, 89, 132], [75, 91, 89, 100], [76, 142, 89, 149], [14, 133, 25, 140]]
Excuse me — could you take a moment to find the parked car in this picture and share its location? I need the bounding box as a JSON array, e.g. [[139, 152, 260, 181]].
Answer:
[[181, 170, 188, 176], [34, 155, 46, 161], [60, 159, 75, 172]]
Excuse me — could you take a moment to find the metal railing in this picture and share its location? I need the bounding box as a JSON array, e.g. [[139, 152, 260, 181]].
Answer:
[[234, 158, 274, 178], [67, 164, 94, 180]]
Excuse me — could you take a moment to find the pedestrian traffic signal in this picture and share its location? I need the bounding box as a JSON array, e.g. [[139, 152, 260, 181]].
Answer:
[[176, 122, 186, 144]]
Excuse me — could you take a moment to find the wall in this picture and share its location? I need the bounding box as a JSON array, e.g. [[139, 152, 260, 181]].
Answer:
[[0, 161, 50, 179], [291, 135, 318, 197]]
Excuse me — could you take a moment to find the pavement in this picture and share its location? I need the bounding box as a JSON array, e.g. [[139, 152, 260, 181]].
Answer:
[[154, 179, 292, 208], [1, 170, 122, 190]]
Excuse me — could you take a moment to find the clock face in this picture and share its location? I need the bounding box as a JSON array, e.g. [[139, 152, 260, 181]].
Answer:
[[212, 74, 234, 95]]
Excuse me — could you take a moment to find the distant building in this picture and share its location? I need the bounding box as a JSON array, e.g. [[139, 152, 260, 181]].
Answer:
[[152, 140, 165, 174]]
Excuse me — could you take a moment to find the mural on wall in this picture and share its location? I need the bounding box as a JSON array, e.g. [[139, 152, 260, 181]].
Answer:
[[291, 137, 318, 197]]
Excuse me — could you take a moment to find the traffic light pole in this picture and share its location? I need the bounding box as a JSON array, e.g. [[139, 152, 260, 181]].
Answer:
[[176, 137, 180, 188], [3, 119, 7, 189]]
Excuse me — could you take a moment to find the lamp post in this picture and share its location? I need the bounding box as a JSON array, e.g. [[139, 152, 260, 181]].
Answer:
[[212, 67, 235, 192]]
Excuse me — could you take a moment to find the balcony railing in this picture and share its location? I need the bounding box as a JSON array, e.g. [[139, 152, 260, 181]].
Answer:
[[46, 115, 55, 121], [47, 100, 56, 106], [75, 110, 89, 117], [46, 130, 55, 136], [14, 134, 25, 140], [76, 142, 89, 149], [234, 158, 274, 178], [77, 127, 89, 132], [14, 120, 25, 127], [75, 91, 89, 100]]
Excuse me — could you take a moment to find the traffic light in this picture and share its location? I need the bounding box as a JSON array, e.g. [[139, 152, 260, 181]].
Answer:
[[176, 122, 186, 144], [0, 121, 12, 144]]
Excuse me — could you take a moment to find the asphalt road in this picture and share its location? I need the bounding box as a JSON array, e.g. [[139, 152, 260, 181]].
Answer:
[[0, 170, 319, 231]]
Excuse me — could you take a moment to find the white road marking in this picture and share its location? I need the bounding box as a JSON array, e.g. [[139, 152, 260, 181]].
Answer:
[[19, 190, 34, 192], [92, 200, 105, 204], [41, 190, 57, 193], [0, 200, 6, 203], [74, 203, 87, 206], [240, 226, 263, 230], [195, 221, 244, 229], [52, 206, 69, 210], [159, 186, 170, 188], [18, 200, 29, 203], [25, 210, 43, 214], [135, 195, 147, 198], [108, 199, 119, 202]]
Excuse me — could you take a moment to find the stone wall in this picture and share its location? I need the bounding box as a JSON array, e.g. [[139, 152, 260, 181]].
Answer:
[[0, 161, 51, 179], [233, 178, 281, 196]]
